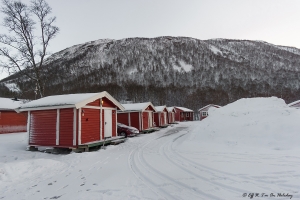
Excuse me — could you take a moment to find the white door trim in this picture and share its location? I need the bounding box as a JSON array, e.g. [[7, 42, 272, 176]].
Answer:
[[56, 109, 60, 145], [78, 108, 82, 145], [73, 108, 77, 146]]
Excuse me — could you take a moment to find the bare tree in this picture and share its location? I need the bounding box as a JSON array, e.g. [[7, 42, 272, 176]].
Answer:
[[0, 0, 59, 97]]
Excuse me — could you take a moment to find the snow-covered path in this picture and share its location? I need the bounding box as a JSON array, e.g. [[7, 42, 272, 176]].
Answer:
[[1, 120, 299, 200]]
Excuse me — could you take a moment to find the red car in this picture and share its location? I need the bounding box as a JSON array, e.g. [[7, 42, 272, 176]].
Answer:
[[117, 123, 139, 137]]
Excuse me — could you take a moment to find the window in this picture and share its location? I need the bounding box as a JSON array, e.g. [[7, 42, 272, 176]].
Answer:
[[186, 113, 189, 117], [202, 111, 208, 116]]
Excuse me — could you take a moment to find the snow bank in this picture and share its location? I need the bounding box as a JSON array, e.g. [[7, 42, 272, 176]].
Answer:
[[191, 97, 300, 151], [0, 159, 66, 184]]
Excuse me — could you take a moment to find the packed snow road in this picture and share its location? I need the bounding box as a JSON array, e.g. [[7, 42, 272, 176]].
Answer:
[[1, 120, 300, 200]]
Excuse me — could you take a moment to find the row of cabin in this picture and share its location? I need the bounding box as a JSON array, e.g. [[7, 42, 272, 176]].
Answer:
[[0, 92, 194, 151], [0, 98, 27, 134], [117, 104, 194, 131], [4, 92, 300, 150]]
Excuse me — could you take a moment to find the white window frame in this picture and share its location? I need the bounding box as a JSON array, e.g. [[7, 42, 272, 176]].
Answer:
[[202, 111, 208, 116]]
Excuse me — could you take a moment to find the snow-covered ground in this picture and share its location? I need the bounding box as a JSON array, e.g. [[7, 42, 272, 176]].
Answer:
[[0, 97, 300, 200]]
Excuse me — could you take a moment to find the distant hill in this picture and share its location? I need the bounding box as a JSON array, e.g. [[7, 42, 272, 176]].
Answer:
[[1, 36, 300, 111]]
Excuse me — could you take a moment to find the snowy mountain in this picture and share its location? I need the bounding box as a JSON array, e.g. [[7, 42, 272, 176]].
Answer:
[[1, 36, 300, 111]]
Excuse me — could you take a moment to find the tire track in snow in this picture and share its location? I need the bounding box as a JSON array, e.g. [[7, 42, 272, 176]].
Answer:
[[161, 134, 246, 195], [168, 130, 298, 193], [128, 135, 175, 200], [131, 126, 223, 200]]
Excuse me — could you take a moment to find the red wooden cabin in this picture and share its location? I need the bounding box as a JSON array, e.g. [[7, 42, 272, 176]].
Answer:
[[16, 92, 124, 149], [174, 106, 194, 122], [154, 106, 169, 127], [288, 100, 300, 109], [167, 107, 176, 124], [198, 104, 221, 121], [117, 102, 157, 132], [0, 98, 27, 134]]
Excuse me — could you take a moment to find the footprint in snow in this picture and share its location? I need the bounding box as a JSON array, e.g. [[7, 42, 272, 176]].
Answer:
[[80, 183, 85, 186], [50, 195, 62, 199], [93, 183, 98, 186], [48, 183, 52, 185]]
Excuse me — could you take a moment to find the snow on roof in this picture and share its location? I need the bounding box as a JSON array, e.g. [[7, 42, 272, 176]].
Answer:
[[198, 104, 221, 111], [121, 102, 156, 112], [288, 100, 300, 107], [0, 98, 23, 110], [167, 107, 175, 112], [175, 106, 194, 112], [17, 91, 124, 112], [155, 106, 167, 112]]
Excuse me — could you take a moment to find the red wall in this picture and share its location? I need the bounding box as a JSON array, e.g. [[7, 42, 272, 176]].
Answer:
[[130, 112, 140, 131], [117, 113, 129, 125], [154, 113, 159, 127], [174, 108, 194, 122], [81, 108, 100, 144], [160, 112, 166, 125], [174, 109, 181, 121], [59, 108, 74, 147], [27, 96, 119, 147], [0, 111, 27, 134], [117, 112, 145, 131], [29, 110, 57, 146], [142, 111, 149, 130], [87, 99, 100, 106]]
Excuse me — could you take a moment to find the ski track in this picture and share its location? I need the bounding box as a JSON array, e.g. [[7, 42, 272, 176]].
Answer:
[[168, 129, 300, 195], [1, 122, 299, 199]]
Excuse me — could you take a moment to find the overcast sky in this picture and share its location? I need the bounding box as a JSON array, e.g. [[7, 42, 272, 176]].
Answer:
[[1, 0, 300, 80]]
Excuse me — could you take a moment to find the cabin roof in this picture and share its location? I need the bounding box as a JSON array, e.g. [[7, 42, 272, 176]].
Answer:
[[288, 100, 300, 107], [175, 106, 194, 112], [16, 91, 124, 112], [167, 106, 176, 112], [121, 102, 157, 112], [0, 98, 24, 110], [155, 106, 167, 112], [198, 104, 221, 111]]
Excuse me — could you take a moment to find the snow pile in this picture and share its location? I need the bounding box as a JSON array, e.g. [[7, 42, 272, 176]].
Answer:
[[0, 159, 66, 184], [193, 97, 300, 151]]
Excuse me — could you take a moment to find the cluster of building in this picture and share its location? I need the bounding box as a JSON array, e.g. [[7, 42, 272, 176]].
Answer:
[[0, 92, 193, 152], [3, 92, 297, 152]]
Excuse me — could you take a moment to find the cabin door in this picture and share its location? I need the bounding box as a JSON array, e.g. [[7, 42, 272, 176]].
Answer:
[[104, 109, 112, 138], [164, 112, 167, 124]]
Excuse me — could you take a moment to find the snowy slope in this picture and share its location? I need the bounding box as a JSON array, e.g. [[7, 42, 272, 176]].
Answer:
[[1, 37, 300, 111], [0, 97, 300, 200]]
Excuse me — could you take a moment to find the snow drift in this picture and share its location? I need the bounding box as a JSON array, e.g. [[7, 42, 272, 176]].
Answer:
[[190, 97, 300, 151]]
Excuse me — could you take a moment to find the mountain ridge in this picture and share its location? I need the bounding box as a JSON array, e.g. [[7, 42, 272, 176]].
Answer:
[[1, 36, 300, 112]]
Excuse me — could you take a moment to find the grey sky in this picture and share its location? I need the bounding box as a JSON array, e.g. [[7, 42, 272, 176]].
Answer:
[[0, 0, 300, 79]]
